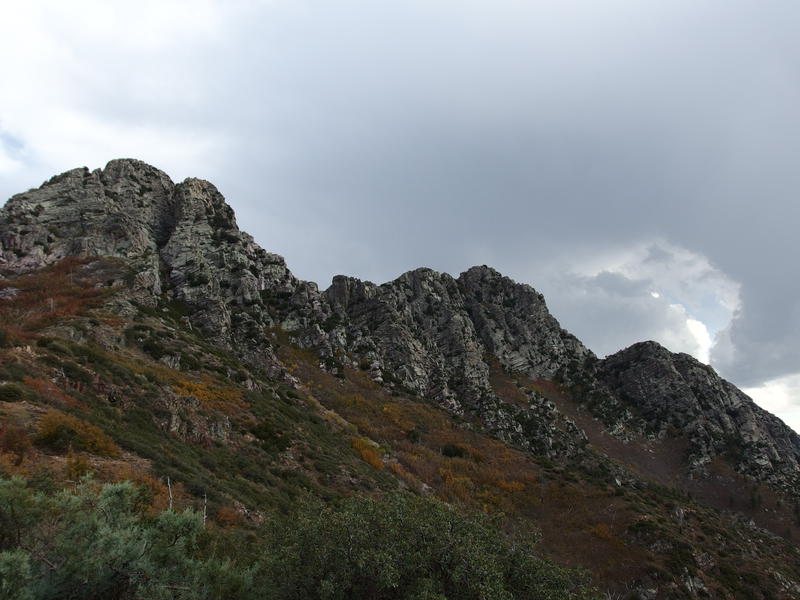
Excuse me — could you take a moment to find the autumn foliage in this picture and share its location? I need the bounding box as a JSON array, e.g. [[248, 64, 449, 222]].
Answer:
[[0, 257, 111, 336], [351, 436, 384, 470], [34, 409, 120, 457], [172, 375, 246, 414]]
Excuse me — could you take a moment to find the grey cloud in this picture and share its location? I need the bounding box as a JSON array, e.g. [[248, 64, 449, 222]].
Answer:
[[589, 271, 651, 298], [0, 129, 24, 154], [541, 269, 705, 360], [643, 245, 675, 265]]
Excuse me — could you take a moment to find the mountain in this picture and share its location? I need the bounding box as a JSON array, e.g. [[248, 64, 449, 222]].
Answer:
[[1, 159, 799, 599]]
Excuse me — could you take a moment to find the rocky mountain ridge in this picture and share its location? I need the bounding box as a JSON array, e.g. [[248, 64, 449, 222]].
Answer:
[[2, 158, 798, 501]]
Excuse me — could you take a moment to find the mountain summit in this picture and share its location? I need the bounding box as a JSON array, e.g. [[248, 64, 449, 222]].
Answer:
[[1, 159, 799, 598]]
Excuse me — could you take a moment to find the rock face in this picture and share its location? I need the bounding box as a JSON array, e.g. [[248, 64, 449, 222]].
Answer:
[[0, 160, 323, 375], [598, 341, 800, 491], [325, 269, 493, 412], [0, 160, 176, 294], [324, 266, 592, 408], [458, 265, 592, 379], [2, 159, 799, 496]]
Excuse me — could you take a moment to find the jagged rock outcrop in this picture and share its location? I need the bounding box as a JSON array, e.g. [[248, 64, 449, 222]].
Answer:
[[3, 159, 798, 497], [324, 266, 594, 409], [458, 265, 592, 379], [325, 268, 493, 412], [0, 160, 176, 295], [323, 268, 588, 456], [0, 159, 328, 375], [598, 341, 800, 491]]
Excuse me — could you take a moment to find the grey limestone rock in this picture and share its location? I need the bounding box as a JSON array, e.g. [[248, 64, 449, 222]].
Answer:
[[0, 159, 176, 297], [457, 265, 593, 380], [0, 159, 320, 375], [325, 268, 492, 413], [3, 159, 798, 494], [598, 341, 800, 491]]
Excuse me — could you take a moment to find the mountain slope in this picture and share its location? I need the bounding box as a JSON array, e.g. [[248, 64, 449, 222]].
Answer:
[[1, 159, 799, 599]]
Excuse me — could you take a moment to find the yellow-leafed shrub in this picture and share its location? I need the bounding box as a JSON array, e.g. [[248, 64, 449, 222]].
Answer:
[[351, 437, 384, 470], [34, 409, 120, 456], [172, 375, 246, 414]]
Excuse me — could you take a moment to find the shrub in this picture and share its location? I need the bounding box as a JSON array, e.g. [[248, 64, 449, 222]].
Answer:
[[0, 384, 26, 403], [65, 452, 92, 479], [21, 377, 85, 410], [441, 443, 468, 458], [142, 340, 166, 360], [180, 353, 201, 371], [252, 421, 290, 453], [61, 362, 92, 384], [0, 426, 31, 465], [0, 477, 251, 599], [0, 476, 599, 600], [351, 437, 384, 470], [34, 410, 120, 456], [260, 493, 598, 599]]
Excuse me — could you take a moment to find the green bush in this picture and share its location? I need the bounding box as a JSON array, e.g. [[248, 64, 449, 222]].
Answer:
[[61, 361, 92, 384], [0, 476, 599, 600], [0, 384, 26, 403], [259, 493, 598, 600], [0, 477, 250, 599], [441, 443, 467, 458], [252, 421, 291, 453], [142, 340, 167, 360]]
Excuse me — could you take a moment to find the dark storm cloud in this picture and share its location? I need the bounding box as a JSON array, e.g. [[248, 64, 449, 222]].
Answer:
[[1, 1, 798, 418], [209, 1, 800, 388]]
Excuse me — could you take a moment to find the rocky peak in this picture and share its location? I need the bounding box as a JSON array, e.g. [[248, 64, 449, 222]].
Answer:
[[457, 264, 593, 379], [599, 341, 800, 489], [3, 159, 798, 498], [1, 160, 173, 276], [323, 267, 490, 411], [0, 160, 315, 374]]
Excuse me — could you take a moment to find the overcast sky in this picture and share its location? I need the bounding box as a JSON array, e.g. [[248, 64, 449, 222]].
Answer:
[[1, 1, 798, 432]]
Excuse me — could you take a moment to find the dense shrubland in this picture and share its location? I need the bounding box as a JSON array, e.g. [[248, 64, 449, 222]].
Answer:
[[0, 475, 597, 600]]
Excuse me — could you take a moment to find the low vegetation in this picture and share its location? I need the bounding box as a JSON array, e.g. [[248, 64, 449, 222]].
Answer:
[[0, 257, 797, 598], [0, 475, 597, 600]]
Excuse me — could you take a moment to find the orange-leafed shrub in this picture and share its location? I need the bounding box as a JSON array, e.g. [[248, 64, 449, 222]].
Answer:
[[589, 522, 613, 540], [34, 409, 120, 456], [351, 437, 384, 470], [0, 258, 110, 333], [99, 461, 177, 510], [65, 451, 92, 479], [495, 479, 525, 493], [439, 467, 475, 504]]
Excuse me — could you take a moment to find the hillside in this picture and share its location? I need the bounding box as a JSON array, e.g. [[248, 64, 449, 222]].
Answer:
[[0, 159, 799, 599]]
